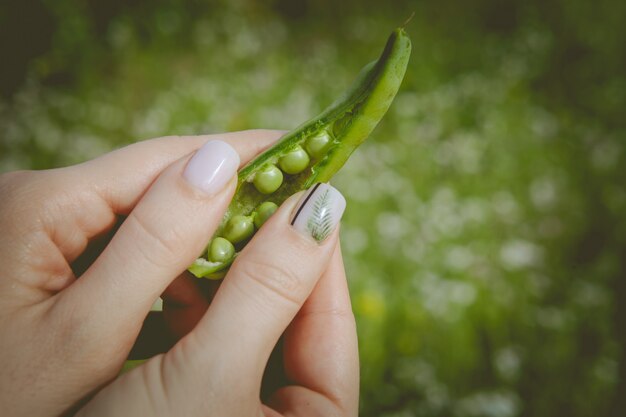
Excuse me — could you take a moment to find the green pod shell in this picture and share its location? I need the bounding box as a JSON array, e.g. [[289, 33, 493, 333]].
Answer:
[[190, 28, 412, 278]]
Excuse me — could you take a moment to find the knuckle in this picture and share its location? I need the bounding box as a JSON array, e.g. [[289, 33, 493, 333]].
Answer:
[[48, 303, 129, 375], [126, 212, 186, 268], [0, 170, 43, 218], [303, 307, 356, 321], [0, 169, 67, 200], [0, 169, 25, 186], [232, 256, 305, 308], [0, 170, 35, 198]]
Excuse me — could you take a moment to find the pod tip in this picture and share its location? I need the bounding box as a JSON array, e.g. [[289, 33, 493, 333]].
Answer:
[[401, 11, 416, 28]]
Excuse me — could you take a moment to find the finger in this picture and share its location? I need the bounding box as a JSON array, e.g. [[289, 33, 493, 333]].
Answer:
[[6, 130, 282, 298], [268, 243, 359, 416], [72, 129, 285, 215], [42, 130, 284, 263], [183, 183, 347, 390], [53, 140, 239, 365]]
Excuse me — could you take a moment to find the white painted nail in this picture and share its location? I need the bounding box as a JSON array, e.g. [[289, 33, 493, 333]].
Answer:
[[290, 183, 346, 243], [183, 140, 240, 195]]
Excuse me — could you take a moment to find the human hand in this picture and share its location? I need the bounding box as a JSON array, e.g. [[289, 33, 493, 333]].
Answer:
[[0, 130, 358, 416]]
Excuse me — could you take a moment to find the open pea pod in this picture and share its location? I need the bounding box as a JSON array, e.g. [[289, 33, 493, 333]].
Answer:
[[189, 27, 412, 278]]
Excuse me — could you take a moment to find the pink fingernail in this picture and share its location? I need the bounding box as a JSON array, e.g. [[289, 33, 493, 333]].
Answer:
[[183, 140, 240, 195]]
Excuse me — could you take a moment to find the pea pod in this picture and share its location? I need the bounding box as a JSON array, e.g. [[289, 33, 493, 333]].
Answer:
[[189, 28, 411, 279]]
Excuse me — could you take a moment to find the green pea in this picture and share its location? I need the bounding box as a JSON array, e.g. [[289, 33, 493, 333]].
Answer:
[[208, 237, 235, 263], [254, 201, 278, 228], [278, 145, 310, 174], [305, 131, 332, 159], [222, 215, 254, 243], [253, 164, 283, 194]]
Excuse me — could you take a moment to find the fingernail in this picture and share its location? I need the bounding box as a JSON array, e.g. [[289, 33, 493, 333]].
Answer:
[[183, 140, 240, 195], [290, 183, 346, 243]]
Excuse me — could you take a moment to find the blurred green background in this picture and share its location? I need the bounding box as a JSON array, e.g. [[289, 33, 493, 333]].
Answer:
[[2, 0, 625, 415]]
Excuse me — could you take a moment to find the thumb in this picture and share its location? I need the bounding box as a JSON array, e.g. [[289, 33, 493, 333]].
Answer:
[[189, 183, 347, 384], [56, 140, 239, 361]]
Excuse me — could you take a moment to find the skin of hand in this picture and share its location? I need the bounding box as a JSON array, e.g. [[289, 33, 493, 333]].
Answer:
[[0, 130, 359, 417]]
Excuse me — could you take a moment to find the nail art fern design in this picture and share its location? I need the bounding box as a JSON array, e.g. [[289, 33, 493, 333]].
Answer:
[[306, 189, 334, 242]]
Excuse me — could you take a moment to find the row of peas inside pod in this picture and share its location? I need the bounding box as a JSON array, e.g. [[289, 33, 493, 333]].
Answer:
[[205, 130, 335, 264]]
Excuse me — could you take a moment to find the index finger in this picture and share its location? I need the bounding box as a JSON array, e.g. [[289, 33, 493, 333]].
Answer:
[[72, 129, 286, 215], [42, 130, 285, 263]]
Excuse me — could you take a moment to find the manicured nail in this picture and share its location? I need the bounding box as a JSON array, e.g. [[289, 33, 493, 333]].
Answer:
[[290, 183, 346, 243], [183, 140, 240, 195]]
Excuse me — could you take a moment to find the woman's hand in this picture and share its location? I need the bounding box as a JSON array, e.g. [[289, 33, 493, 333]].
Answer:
[[0, 130, 358, 416]]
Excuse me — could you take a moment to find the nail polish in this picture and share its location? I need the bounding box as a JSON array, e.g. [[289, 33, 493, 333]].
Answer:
[[290, 183, 346, 242], [183, 140, 240, 195]]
